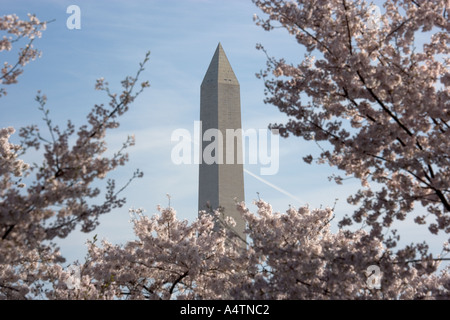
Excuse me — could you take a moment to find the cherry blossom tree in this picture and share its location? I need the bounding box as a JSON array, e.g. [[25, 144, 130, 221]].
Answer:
[[0, 14, 47, 97], [252, 0, 449, 247], [0, 13, 150, 299], [45, 201, 449, 299]]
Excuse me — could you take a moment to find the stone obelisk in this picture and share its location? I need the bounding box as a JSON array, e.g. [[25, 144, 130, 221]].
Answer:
[[198, 43, 245, 242]]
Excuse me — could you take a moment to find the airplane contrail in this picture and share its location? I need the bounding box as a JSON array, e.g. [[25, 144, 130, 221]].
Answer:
[[244, 168, 304, 206]]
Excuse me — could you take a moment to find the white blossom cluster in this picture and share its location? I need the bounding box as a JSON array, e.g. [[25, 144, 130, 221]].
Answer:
[[253, 0, 449, 250], [43, 201, 449, 300], [0, 14, 150, 298], [0, 14, 46, 97]]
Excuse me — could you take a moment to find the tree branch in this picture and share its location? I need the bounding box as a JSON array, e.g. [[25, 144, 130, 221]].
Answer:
[[169, 270, 189, 296]]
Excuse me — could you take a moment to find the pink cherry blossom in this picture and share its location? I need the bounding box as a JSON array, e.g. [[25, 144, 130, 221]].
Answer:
[[0, 13, 150, 298], [0, 14, 46, 97], [252, 0, 449, 246], [44, 201, 448, 299]]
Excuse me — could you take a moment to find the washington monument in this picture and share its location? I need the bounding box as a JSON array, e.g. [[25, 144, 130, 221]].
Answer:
[[198, 43, 245, 241]]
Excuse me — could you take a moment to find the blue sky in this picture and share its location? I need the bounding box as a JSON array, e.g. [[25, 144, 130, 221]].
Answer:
[[1, 0, 446, 265]]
